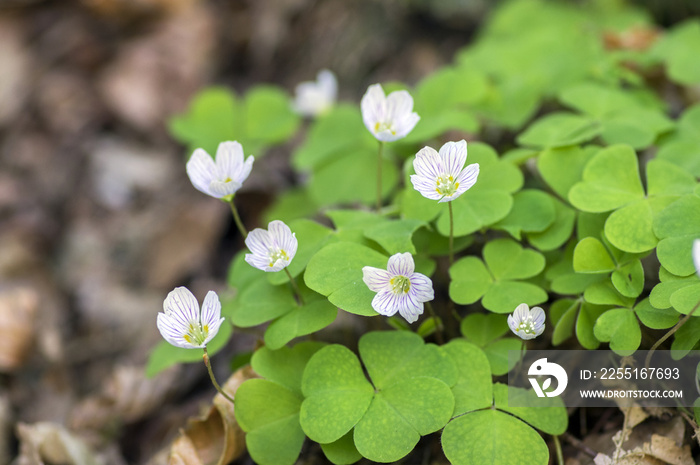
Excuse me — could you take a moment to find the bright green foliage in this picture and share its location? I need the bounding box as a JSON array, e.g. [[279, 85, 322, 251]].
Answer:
[[652, 20, 700, 85], [549, 298, 608, 349], [634, 298, 677, 330], [304, 242, 390, 316], [442, 410, 549, 465], [170, 86, 299, 156], [442, 340, 493, 415], [517, 113, 602, 149], [264, 299, 337, 350], [450, 238, 547, 313], [492, 383, 567, 435], [493, 190, 556, 240], [537, 145, 598, 202], [593, 308, 641, 355], [653, 194, 700, 277], [656, 105, 700, 177], [458, 313, 522, 375], [301, 332, 456, 463], [268, 219, 335, 285], [235, 342, 325, 465]]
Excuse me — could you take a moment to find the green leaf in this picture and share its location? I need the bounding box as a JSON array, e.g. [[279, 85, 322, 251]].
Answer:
[[611, 259, 644, 298], [646, 158, 697, 197], [483, 338, 523, 375], [652, 19, 700, 85], [526, 198, 576, 251], [459, 313, 509, 347], [482, 281, 548, 314], [493, 383, 568, 435], [670, 283, 700, 315], [653, 194, 700, 239], [493, 190, 556, 239], [593, 308, 641, 355], [320, 431, 362, 465], [573, 237, 616, 273], [353, 377, 454, 463], [537, 145, 598, 202], [309, 148, 398, 207], [169, 87, 242, 155], [442, 409, 549, 465], [263, 188, 319, 225], [300, 345, 374, 444], [568, 145, 644, 212], [293, 104, 375, 170], [358, 331, 457, 389], [364, 219, 425, 255], [559, 82, 647, 119], [146, 322, 232, 377], [584, 281, 634, 307], [634, 298, 678, 330], [265, 299, 338, 350], [517, 112, 601, 149], [604, 198, 664, 253], [442, 340, 493, 415], [449, 257, 493, 305], [671, 318, 700, 357], [244, 86, 300, 144], [483, 238, 546, 280], [250, 341, 326, 395], [657, 236, 699, 277], [231, 277, 296, 326], [268, 219, 335, 285], [576, 302, 607, 349], [235, 379, 305, 465], [304, 242, 388, 316], [436, 190, 514, 237], [551, 298, 579, 346]]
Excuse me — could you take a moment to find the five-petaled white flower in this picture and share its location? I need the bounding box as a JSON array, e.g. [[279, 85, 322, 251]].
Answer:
[[245, 220, 298, 272], [157, 287, 225, 349], [186, 141, 254, 200], [361, 83, 420, 142], [410, 140, 480, 203], [508, 303, 545, 340], [693, 239, 700, 278], [292, 69, 337, 117], [362, 253, 434, 324]]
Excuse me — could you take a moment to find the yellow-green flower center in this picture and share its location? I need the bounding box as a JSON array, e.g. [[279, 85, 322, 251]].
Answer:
[[435, 174, 460, 197], [374, 121, 397, 135], [516, 316, 537, 335], [390, 275, 411, 295], [269, 248, 290, 267], [183, 321, 210, 346]]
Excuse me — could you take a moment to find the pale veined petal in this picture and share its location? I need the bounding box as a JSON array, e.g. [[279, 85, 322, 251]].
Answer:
[[395, 292, 423, 324], [371, 291, 400, 317], [236, 155, 254, 185], [200, 291, 222, 327], [208, 179, 241, 198], [441, 140, 467, 178], [693, 239, 700, 278], [362, 266, 392, 292], [317, 69, 338, 100], [413, 146, 443, 180], [410, 174, 443, 201], [245, 253, 273, 271], [453, 163, 480, 196], [387, 252, 415, 277], [394, 111, 420, 139], [164, 287, 200, 328], [245, 228, 274, 259], [215, 141, 245, 180], [157, 313, 197, 349], [361, 84, 387, 132], [408, 273, 435, 302], [186, 149, 218, 196]]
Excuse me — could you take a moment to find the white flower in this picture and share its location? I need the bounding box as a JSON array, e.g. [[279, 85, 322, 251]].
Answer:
[[362, 253, 434, 324], [410, 140, 480, 203], [508, 303, 545, 340], [361, 83, 420, 142], [245, 220, 298, 272], [157, 287, 225, 349], [292, 69, 337, 117], [693, 239, 700, 278], [186, 141, 254, 200]]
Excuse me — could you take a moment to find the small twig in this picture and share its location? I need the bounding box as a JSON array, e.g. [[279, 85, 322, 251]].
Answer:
[[284, 267, 305, 305], [561, 432, 598, 458]]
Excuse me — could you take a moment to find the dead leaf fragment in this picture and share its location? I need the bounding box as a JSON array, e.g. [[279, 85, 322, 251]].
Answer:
[[167, 366, 257, 465], [16, 422, 104, 465], [0, 286, 38, 372]]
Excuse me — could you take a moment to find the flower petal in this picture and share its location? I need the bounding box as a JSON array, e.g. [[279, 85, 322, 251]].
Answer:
[[394, 112, 420, 139], [269, 220, 297, 260], [453, 163, 480, 196], [395, 292, 423, 324], [157, 313, 198, 349], [413, 146, 442, 180], [694, 239, 700, 278], [440, 140, 467, 177], [186, 149, 218, 196], [200, 291, 222, 327], [245, 228, 274, 259], [216, 141, 245, 179], [371, 291, 400, 317], [408, 273, 435, 302], [362, 266, 392, 292], [410, 174, 443, 201], [385, 90, 414, 123], [317, 69, 338, 100], [361, 84, 386, 133], [164, 287, 200, 328], [245, 253, 273, 271], [387, 252, 415, 277], [512, 303, 530, 323], [208, 179, 242, 198]]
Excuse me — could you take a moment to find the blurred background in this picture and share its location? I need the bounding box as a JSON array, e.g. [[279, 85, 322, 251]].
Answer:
[[1, 0, 699, 463]]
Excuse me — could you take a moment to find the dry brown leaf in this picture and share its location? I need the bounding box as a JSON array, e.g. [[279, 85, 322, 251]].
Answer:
[[0, 286, 38, 372], [594, 433, 693, 465], [16, 422, 104, 465], [166, 365, 257, 465]]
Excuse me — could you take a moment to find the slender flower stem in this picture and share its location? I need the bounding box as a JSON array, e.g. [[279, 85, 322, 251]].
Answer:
[[645, 298, 700, 369], [425, 301, 444, 345], [284, 267, 305, 305], [448, 201, 455, 267], [203, 347, 235, 404], [376, 142, 385, 212], [229, 199, 248, 238], [553, 435, 564, 465]]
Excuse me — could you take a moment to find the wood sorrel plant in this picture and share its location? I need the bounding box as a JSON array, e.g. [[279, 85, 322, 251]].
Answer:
[[148, 1, 700, 464]]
